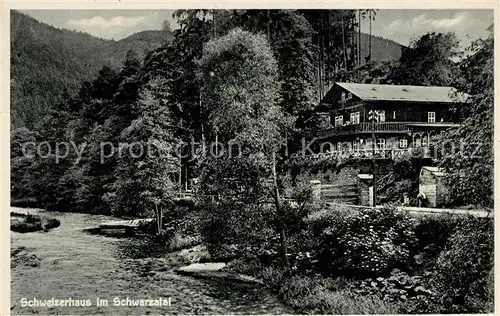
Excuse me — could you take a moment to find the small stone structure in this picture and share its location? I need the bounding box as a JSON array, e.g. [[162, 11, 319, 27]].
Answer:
[[356, 174, 374, 206], [418, 166, 448, 207]]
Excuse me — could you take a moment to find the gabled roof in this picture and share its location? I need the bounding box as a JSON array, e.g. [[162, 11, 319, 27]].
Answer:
[[334, 82, 468, 103]]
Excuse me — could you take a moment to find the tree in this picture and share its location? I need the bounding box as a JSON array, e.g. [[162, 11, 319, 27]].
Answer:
[[195, 29, 292, 258], [388, 32, 460, 86], [10, 127, 37, 203], [161, 20, 172, 32], [197, 28, 292, 264], [231, 10, 316, 116], [111, 77, 179, 218], [436, 26, 493, 208]]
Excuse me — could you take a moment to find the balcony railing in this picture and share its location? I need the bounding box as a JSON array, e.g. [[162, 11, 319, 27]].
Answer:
[[316, 122, 409, 138], [286, 147, 433, 166], [315, 121, 458, 139]]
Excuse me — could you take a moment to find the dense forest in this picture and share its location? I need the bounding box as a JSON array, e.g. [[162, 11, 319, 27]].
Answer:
[[10, 9, 493, 215], [11, 10, 402, 130], [10, 10, 173, 129]]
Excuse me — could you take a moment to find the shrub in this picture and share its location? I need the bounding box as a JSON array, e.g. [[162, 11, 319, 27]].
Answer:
[[258, 268, 401, 314], [310, 207, 418, 277], [225, 257, 267, 276], [351, 269, 437, 307], [338, 208, 417, 276], [431, 217, 493, 313], [411, 214, 464, 271], [168, 233, 201, 251], [199, 200, 276, 260]]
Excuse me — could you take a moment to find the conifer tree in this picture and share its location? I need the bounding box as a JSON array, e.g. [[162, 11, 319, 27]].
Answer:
[[111, 78, 179, 217]]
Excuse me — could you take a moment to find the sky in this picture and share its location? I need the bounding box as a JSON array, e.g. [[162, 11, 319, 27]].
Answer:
[[20, 9, 493, 47]]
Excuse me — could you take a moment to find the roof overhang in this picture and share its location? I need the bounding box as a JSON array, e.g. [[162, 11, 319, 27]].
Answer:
[[320, 82, 470, 104]]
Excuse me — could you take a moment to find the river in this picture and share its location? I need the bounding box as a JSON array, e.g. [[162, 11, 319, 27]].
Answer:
[[10, 208, 290, 315]]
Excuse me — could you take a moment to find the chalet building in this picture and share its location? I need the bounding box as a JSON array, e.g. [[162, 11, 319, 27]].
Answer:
[[309, 82, 468, 153]]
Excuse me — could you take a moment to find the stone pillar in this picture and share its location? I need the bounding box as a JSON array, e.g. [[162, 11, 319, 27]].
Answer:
[[310, 180, 321, 202]]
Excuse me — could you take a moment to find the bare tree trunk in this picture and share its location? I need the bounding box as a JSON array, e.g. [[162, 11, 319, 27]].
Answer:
[[154, 203, 162, 236], [358, 10, 362, 78], [267, 10, 271, 42], [272, 152, 288, 267], [369, 10, 372, 60], [341, 12, 347, 69]]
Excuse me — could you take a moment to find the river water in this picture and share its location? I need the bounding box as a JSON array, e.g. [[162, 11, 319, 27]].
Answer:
[[10, 208, 290, 315]]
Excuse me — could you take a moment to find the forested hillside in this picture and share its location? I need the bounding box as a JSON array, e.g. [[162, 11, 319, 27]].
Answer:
[[10, 10, 172, 129], [11, 10, 402, 129], [359, 33, 402, 63]]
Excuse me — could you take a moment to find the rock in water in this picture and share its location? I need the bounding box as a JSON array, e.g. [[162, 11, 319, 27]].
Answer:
[[10, 214, 60, 233], [177, 262, 226, 273]]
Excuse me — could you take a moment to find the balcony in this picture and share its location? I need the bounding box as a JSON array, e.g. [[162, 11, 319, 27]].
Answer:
[[287, 147, 434, 166], [315, 122, 459, 139]]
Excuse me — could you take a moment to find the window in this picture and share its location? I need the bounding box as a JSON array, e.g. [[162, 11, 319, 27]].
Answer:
[[428, 112, 436, 123], [365, 138, 373, 149], [347, 92, 352, 100], [377, 138, 385, 149], [376, 138, 386, 149], [399, 139, 408, 148], [352, 140, 360, 150], [377, 110, 386, 123], [414, 136, 422, 148], [393, 111, 396, 120], [341, 92, 346, 102], [350, 111, 360, 124], [422, 135, 428, 147], [335, 115, 344, 127]]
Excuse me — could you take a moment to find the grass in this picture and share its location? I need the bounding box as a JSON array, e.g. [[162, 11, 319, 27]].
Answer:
[[168, 233, 202, 252], [227, 260, 402, 315], [257, 266, 402, 314]]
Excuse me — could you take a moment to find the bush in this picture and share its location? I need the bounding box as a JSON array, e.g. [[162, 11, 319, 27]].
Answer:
[[199, 200, 277, 260], [431, 217, 493, 313], [308, 207, 417, 277], [168, 233, 201, 251], [338, 208, 417, 276], [258, 267, 401, 314], [411, 214, 464, 271], [351, 269, 437, 308]]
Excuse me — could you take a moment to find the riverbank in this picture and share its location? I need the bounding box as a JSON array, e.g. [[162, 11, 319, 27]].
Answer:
[[10, 208, 291, 315]]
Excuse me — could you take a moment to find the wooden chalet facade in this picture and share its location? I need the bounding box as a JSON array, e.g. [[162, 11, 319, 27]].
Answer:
[[306, 82, 467, 155]]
